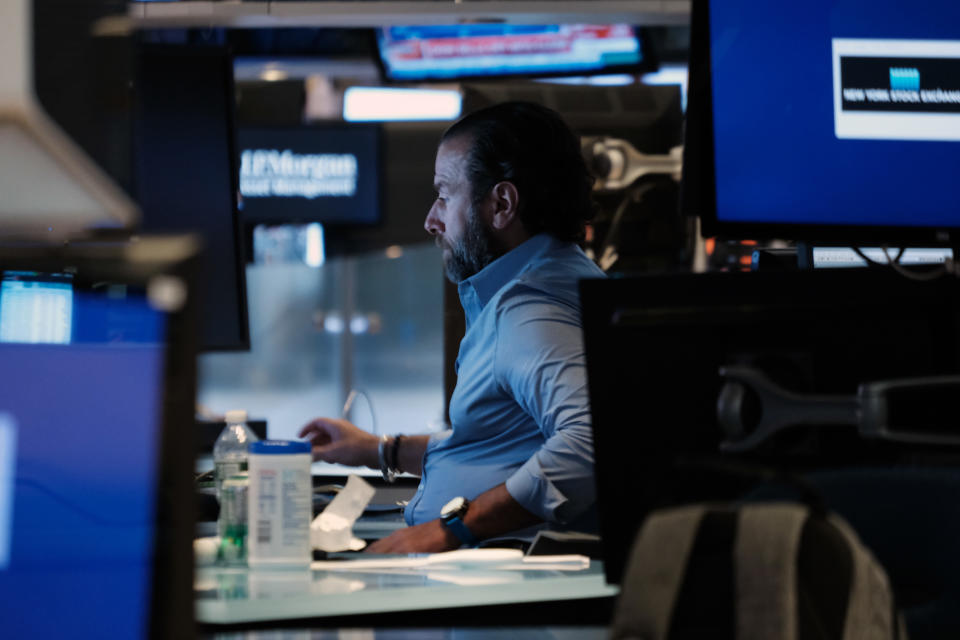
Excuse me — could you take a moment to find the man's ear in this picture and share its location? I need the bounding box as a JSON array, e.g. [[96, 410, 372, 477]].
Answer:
[[489, 181, 520, 231]]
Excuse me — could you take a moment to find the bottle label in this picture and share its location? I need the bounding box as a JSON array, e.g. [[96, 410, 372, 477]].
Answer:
[[217, 477, 248, 566], [214, 460, 245, 499]]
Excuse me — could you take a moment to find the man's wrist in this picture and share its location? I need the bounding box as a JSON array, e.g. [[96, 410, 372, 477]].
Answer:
[[440, 496, 480, 546], [362, 433, 382, 470], [436, 518, 461, 549]]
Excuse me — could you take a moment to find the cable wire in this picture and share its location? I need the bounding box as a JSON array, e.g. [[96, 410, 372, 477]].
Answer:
[[595, 181, 657, 271], [851, 245, 950, 281], [342, 388, 378, 435]]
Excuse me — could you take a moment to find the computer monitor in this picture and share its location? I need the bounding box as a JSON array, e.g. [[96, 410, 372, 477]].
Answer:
[[376, 24, 654, 83], [237, 125, 382, 226], [0, 235, 199, 639], [133, 44, 250, 351], [683, 0, 960, 244], [582, 270, 960, 585]]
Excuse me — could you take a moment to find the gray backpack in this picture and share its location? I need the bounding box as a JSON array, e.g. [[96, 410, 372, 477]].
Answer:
[[610, 503, 907, 640]]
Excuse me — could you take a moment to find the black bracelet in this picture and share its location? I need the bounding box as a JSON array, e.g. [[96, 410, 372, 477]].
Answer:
[[390, 434, 404, 475]]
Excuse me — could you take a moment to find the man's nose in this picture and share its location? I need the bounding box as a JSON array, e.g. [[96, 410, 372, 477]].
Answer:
[[424, 205, 443, 236]]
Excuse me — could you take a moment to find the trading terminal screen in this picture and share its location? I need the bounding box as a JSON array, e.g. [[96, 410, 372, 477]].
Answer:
[[0, 271, 73, 345], [708, 0, 960, 229]]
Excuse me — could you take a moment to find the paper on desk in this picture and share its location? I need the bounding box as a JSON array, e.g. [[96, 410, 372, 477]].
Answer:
[[193, 536, 220, 566], [311, 474, 376, 552], [311, 548, 590, 572], [425, 570, 526, 586]]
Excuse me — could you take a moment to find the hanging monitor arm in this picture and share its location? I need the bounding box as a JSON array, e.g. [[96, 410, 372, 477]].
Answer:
[[717, 365, 960, 452], [581, 136, 683, 191]]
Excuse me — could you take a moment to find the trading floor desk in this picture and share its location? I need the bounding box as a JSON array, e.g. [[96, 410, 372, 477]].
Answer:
[[194, 472, 617, 631], [195, 555, 617, 630]]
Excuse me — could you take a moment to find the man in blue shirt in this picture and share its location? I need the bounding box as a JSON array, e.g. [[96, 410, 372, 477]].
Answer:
[[299, 102, 605, 553]]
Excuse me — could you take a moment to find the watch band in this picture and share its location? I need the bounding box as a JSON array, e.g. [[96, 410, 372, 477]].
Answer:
[[442, 514, 479, 547]]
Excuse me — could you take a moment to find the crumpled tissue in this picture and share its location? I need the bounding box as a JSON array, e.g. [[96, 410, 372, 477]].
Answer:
[[310, 474, 376, 552]]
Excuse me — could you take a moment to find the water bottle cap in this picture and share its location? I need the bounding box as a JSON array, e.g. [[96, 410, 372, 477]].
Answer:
[[224, 409, 248, 424]]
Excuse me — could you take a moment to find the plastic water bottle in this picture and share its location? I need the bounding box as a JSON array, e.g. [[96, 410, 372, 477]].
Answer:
[[213, 409, 258, 501]]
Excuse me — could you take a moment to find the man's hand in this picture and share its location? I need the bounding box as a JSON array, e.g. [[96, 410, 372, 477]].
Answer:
[[298, 417, 379, 468], [366, 483, 543, 554], [365, 519, 459, 554]]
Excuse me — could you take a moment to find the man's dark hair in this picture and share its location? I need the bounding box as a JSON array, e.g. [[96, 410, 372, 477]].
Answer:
[[441, 101, 595, 242]]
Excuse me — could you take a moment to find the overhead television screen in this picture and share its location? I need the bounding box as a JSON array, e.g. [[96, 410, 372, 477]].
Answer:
[[377, 24, 650, 82], [238, 126, 381, 225], [692, 0, 960, 241]]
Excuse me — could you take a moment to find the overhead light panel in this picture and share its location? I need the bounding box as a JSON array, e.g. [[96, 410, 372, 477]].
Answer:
[[260, 69, 289, 82], [343, 87, 462, 122]]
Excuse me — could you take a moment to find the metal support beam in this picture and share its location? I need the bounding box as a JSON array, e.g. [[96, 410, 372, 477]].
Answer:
[[116, 1, 690, 30]]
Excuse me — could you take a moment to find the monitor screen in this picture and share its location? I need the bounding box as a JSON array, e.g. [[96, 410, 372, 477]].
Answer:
[[238, 125, 381, 225], [0, 237, 198, 638], [0, 338, 166, 637], [134, 45, 250, 351], [686, 0, 960, 243], [376, 24, 651, 82], [0, 271, 73, 345]]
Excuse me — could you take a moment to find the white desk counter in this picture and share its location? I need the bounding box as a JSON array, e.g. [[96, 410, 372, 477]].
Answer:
[[195, 557, 618, 627]]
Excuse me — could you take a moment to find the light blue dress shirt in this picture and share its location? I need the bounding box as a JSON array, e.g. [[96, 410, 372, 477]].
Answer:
[[403, 233, 606, 534]]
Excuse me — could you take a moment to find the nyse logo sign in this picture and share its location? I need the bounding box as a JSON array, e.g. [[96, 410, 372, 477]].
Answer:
[[833, 38, 960, 141]]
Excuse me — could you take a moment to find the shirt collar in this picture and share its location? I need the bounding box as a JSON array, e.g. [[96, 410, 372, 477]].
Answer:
[[458, 233, 555, 319]]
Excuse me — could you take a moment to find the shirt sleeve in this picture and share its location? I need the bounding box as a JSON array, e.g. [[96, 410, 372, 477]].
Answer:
[[495, 290, 596, 524]]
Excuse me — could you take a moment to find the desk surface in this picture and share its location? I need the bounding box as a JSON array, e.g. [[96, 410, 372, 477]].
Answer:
[[200, 627, 611, 639], [195, 559, 618, 626]]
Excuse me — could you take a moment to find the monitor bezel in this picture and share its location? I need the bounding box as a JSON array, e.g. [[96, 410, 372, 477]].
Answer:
[[682, 0, 960, 246], [373, 24, 658, 84]]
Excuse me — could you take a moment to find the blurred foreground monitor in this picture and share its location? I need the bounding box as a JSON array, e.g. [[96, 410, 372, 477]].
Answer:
[[0, 235, 199, 639]]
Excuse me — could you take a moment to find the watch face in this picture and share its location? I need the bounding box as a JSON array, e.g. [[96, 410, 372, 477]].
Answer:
[[441, 496, 467, 519]]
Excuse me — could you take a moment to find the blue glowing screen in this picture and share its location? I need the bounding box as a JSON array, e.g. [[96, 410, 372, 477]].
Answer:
[[0, 287, 166, 638], [709, 0, 960, 228]]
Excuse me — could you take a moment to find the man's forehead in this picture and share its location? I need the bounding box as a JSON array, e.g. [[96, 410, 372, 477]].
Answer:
[[434, 136, 471, 184], [433, 170, 457, 188]]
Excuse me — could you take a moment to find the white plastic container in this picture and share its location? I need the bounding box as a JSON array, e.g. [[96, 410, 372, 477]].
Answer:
[[247, 440, 313, 568]]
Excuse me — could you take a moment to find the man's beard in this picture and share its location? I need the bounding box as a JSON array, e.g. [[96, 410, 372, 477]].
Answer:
[[442, 206, 500, 283]]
